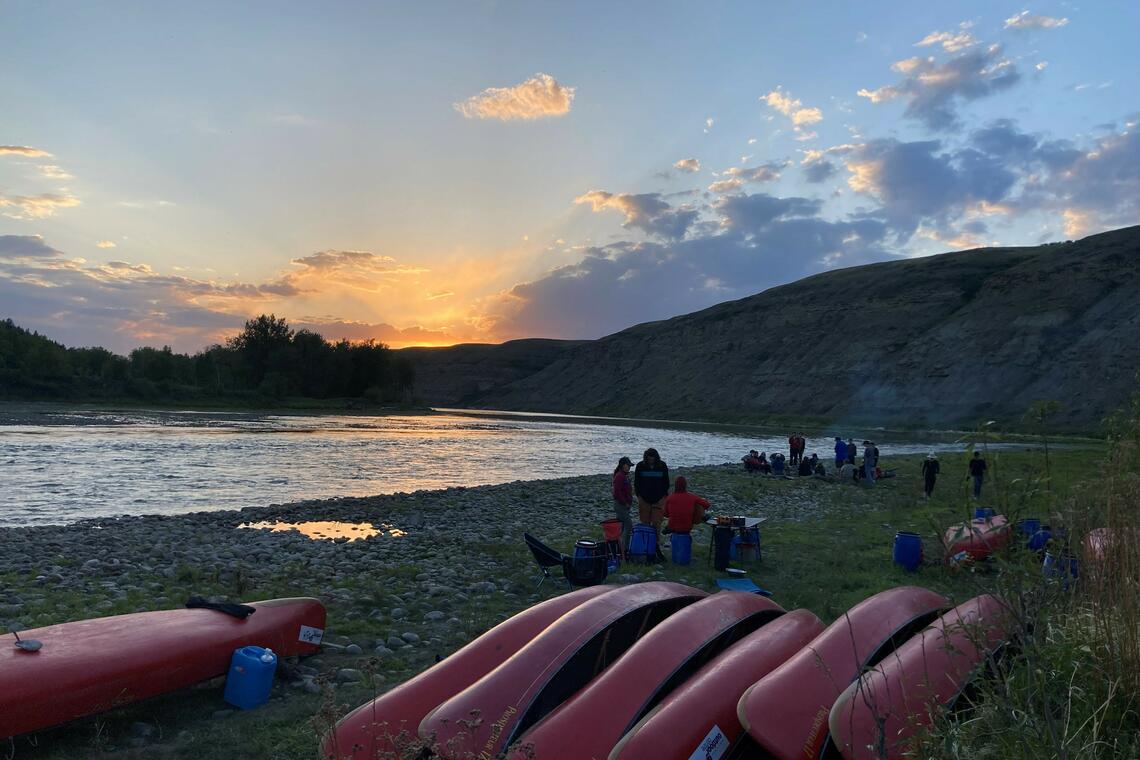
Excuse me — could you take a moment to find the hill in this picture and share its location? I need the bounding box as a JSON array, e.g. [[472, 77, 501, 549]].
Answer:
[[396, 338, 584, 406], [448, 226, 1140, 430]]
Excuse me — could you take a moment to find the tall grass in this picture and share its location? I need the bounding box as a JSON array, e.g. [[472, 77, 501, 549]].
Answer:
[[917, 403, 1140, 760]]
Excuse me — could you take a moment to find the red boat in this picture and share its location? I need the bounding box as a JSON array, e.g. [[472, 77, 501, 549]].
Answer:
[[610, 609, 824, 760], [0, 597, 326, 739], [828, 594, 1011, 760], [738, 586, 948, 760], [510, 591, 785, 759], [421, 582, 705, 759], [321, 586, 612, 759], [944, 515, 1012, 562]]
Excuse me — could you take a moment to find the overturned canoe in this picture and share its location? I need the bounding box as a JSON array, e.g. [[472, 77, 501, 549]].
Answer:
[[611, 608, 824, 760], [829, 594, 1011, 760], [0, 597, 326, 739], [944, 515, 1011, 562], [511, 591, 785, 759], [421, 582, 705, 759], [321, 585, 612, 759], [738, 586, 947, 760]]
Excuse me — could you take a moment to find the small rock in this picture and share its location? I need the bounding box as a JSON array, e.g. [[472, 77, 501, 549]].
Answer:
[[373, 645, 394, 657], [344, 644, 363, 655], [386, 635, 405, 649], [401, 632, 421, 644], [211, 710, 234, 720], [390, 607, 407, 620], [336, 668, 364, 684], [424, 611, 446, 621]]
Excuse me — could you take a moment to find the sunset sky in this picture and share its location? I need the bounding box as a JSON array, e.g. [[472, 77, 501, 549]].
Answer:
[[2, 2, 1138, 353]]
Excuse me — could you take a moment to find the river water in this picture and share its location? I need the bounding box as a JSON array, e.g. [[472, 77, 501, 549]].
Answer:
[[0, 408, 975, 527]]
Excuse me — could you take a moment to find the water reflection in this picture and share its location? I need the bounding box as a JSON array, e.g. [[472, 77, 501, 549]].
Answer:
[[240, 520, 406, 541]]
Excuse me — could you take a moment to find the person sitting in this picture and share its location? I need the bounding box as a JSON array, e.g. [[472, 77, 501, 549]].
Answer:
[[839, 461, 857, 482], [663, 476, 709, 536], [756, 452, 772, 475], [797, 456, 813, 476], [742, 450, 763, 472], [771, 452, 786, 476]]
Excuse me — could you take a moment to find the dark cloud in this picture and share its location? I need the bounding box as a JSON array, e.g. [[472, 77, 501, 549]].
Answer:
[[489, 193, 890, 339], [858, 46, 1020, 131], [845, 138, 1017, 240], [803, 159, 838, 183], [0, 234, 63, 258], [575, 190, 699, 240]]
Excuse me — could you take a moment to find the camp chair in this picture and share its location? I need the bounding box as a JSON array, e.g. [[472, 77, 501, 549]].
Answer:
[[525, 533, 571, 590]]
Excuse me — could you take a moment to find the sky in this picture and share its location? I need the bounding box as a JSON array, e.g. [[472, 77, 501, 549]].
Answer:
[[1, 1, 1138, 354]]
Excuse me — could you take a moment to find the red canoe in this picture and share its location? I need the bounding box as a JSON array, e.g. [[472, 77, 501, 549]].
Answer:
[[421, 582, 705, 759], [510, 591, 785, 759], [828, 594, 1011, 760], [0, 597, 326, 739], [944, 515, 1012, 562], [322, 586, 613, 759], [611, 609, 825, 760], [738, 586, 948, 760]]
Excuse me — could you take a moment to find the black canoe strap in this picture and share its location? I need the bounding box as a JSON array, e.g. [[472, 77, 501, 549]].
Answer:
[[185, 596, 256, 619]]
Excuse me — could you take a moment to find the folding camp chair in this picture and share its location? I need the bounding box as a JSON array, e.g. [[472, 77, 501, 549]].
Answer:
[[525, 532, 571, 590]]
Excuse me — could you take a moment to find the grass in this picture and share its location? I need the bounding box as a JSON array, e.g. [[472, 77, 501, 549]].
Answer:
[[3, 437, 1128, 759]]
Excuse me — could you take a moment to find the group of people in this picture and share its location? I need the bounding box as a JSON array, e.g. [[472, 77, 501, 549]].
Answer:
[[612, 448, 709, 561], [742, 449, 827, 478]]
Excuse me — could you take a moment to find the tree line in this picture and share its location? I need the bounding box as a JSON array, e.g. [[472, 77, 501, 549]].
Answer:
[[0, 315, 414, 404]]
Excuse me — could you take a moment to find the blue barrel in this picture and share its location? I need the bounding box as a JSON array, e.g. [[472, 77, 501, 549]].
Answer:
[[670, 533, 693, 565], [1027, 528, 1052, 552], [893, 531, 923, 572], [1043, 552, 1080, 587], [974, 507, 996, 520], [628, 524, 657, 563], [574, 540, 599, 559], [1017, 518, 1041, 536], [223, 646, 277, 710]]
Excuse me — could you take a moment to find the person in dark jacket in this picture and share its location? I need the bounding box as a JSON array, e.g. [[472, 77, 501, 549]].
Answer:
[[968, 452, 987, 499], [612, 456, 634, 550], [846, 438, 857, 464], [834, 436, 846, 469], [634, 447, 670, 560], [921, 453, 940, 499], [798, 455, 813, 476]]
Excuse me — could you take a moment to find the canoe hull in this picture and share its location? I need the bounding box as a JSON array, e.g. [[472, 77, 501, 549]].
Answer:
[[944, 516, 1012, 562], [422, 582, 706, 759], [738, 586, 948, 760], [513, 591, 785, 759], [0, 597, 326, 739], [611, 608, 825, 760], [322, 586, 613, 759], [828, 594, 1010, 760]]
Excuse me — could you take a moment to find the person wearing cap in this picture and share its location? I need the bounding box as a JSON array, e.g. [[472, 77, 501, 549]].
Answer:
[[922, 453, 940, 498], [634, 447, 670, 560], [611, 456, 634, 550]]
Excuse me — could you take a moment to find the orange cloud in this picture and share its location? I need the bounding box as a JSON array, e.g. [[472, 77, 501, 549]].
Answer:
[[455, 73, 575, 121]]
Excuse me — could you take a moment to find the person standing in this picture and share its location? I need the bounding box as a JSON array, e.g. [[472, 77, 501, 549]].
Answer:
[[612, 456, 634, 551], [788, 434, 798, 465], [834, 436, 846, 469], [968, 452, 988, 499], [634, 447, 670, 560], [862, 440, 876, 485], [846, 438, 857, 464], [921, 453, 940, 499]]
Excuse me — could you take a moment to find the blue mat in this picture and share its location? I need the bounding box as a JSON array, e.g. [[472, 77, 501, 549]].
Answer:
[[716, 578, 773, 597]]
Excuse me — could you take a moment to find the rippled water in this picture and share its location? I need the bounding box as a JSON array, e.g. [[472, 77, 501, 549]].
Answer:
[[1, 408, 974, 527]]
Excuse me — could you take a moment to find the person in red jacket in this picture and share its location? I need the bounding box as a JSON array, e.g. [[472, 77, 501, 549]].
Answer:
[[611, 456, 634, 551], [663, 476, 710, 535]]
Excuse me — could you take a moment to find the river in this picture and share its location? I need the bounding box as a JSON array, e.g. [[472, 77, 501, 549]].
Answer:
[[0, 408, 976, 527]]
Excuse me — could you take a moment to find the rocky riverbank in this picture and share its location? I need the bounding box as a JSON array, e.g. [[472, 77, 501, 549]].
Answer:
[[0, 454, 1030, 757]]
